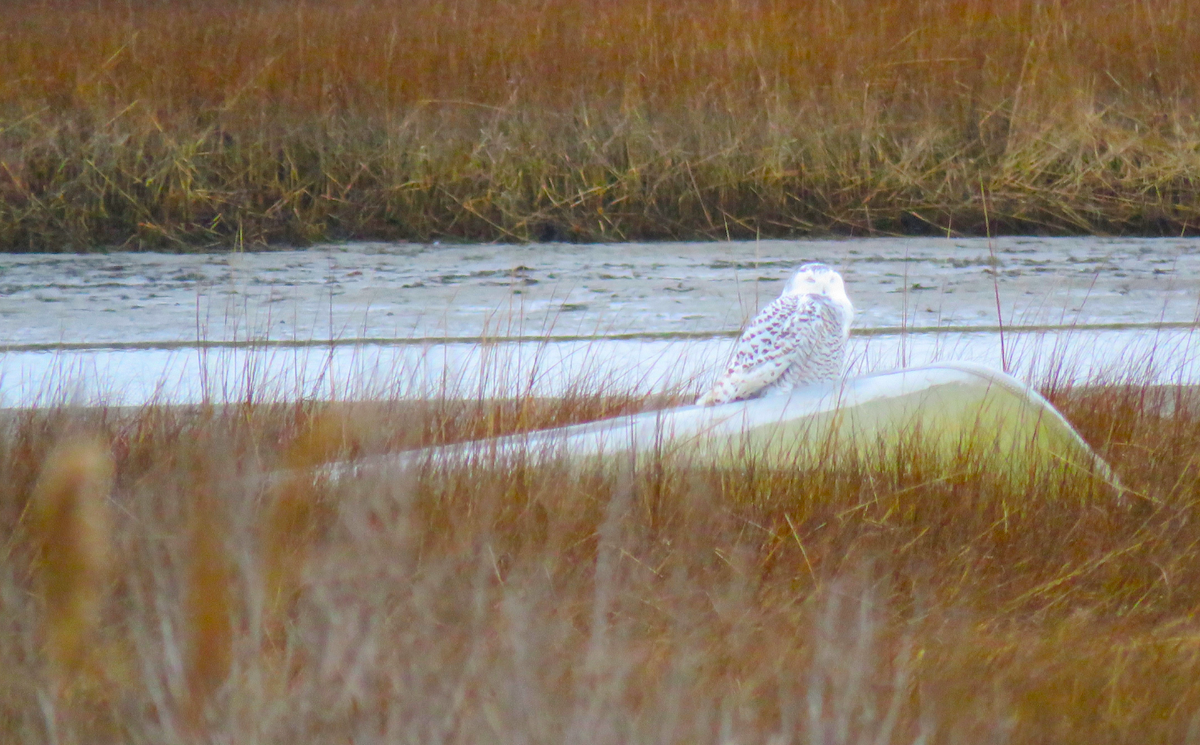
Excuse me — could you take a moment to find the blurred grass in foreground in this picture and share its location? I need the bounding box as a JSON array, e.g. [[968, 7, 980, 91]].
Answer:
[[1, 369, 1199, 743], [1, 0, 1199, 250]]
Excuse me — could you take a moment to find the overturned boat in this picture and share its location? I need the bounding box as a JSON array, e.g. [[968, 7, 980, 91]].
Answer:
[[327, 362, 1117, 489]]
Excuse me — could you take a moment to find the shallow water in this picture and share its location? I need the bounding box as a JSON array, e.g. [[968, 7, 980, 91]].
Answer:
[[1, 237, 1196, 406], [2, 236, 1197, 346], [3, 327, 1195, 408]]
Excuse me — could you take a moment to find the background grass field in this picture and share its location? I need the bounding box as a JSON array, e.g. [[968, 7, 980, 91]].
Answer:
[[2, 361, 1200, 743], [2, 0, 1199, 249]]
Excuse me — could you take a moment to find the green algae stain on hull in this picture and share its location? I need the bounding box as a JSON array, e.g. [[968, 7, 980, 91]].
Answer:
[[700, 364, 1115, 489]]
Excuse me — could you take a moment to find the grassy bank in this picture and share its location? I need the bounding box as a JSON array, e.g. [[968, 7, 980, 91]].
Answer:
[[1, 370, 1200, 742], [2, 0, 1199, 250]]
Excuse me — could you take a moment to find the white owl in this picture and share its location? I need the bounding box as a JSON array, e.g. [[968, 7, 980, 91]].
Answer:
[[697, 263, 854, 406]]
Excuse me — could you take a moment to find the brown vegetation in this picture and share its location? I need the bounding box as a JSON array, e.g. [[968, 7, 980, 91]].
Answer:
[[0, 369, 1198, 743], [2, 0, 1199, 249], [25, 436, 114, 695]]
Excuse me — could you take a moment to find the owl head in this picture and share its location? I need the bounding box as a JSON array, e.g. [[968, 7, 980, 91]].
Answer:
[[782, 263, 848, 301]]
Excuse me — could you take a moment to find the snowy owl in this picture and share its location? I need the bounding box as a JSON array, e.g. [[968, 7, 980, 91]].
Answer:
[[696, 263, 853, 406]]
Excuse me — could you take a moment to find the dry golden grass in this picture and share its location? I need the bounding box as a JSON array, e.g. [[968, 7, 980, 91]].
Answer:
[[25, 436, 114, 695], [2, 0, 1199, 249], [0, 369, 1198, 743]]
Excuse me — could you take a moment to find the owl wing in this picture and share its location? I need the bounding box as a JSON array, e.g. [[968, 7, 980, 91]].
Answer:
[[697, 294, 826, 406]]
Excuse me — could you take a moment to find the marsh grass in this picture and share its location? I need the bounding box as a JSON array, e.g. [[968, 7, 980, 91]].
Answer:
[[0, 355, 1198, 742], [2, 0, 1200, 250], [25, 436, 114, 697]]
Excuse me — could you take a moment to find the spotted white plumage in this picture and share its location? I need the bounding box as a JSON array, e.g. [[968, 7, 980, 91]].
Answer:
[[697, 263, 853, 406]]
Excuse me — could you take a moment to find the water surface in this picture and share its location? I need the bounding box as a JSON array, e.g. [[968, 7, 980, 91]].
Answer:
[[2, 237, 1196, 406]]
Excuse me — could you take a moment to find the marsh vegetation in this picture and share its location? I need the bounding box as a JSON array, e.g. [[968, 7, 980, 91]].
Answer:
[[2, 356, 1200, 743], [2, 0, 1199, 249]]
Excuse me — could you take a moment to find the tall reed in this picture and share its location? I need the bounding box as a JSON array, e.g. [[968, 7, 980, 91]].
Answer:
[[26, 435, 114, 695], [181, 487, 234, 729]]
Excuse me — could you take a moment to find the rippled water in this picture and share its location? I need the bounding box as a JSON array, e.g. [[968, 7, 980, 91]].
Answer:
[[1, 237, 1196, 406]]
